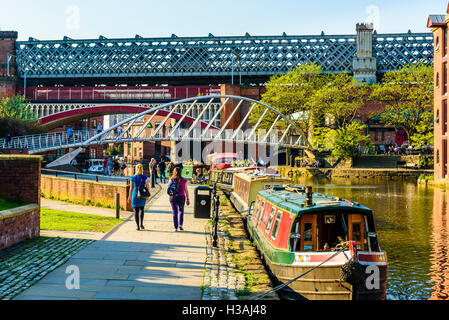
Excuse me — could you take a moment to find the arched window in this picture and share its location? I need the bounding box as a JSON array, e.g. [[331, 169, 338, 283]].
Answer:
[[437, 149, 440, 164], [437, 72, 440, 88], [436, 36, 440, 52]]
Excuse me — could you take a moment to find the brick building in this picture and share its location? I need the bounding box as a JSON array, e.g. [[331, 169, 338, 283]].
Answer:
[[428, 8, 449, 180]]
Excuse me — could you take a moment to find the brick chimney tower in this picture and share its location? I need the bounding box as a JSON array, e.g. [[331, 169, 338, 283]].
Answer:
[[0, 31, 18, 98]]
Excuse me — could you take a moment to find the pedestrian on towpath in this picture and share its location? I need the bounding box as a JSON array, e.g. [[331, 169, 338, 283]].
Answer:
[[158, 159, 167, 184], [168, 167, 190, 232], [128, 164, 150, 231], [149, 158, 158, 188]]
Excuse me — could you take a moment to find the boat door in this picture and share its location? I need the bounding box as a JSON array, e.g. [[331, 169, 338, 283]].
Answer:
[[291, 215, 318, 252], [348, 214, 365, 250]]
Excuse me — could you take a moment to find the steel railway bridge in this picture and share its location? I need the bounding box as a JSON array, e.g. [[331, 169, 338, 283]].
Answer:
[[3, 23, 433, 87]]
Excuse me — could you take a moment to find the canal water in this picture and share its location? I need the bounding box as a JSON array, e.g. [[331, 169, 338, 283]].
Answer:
[[294, 177, 448, 300]]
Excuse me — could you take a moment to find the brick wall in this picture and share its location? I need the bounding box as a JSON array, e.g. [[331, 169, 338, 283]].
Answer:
[[0, 155, 42, 205], [41, 175, 132, 211], [0, 154, 41, 250], [0, 205, 40, 250], [0, 31, 18, 76]]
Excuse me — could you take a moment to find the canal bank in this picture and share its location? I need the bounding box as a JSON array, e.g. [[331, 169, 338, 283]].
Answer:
[[275, 166, 433, 181]]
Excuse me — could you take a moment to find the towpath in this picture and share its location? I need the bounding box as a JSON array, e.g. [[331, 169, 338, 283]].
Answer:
[[14, 184, 209, 300]]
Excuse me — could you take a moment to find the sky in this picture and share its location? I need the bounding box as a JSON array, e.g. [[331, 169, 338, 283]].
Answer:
[[0, 0, 448, 41]]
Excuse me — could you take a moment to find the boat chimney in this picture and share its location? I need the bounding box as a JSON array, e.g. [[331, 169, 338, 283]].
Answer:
[[305, 186, 313, 206]]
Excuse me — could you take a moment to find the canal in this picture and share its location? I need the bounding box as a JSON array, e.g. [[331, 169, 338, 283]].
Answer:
[[294, 177, 448, 300]]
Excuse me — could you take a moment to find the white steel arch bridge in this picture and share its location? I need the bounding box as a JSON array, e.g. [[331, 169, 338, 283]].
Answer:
[[0, 95, 307, 155]]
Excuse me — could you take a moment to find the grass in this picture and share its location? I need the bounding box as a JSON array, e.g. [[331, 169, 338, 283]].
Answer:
[[0, 198, 24, 211], [40, 208, 123, 233]]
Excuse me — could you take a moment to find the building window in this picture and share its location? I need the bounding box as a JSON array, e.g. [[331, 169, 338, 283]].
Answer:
[[437, 73, 440, 88], [436, 36, 440, 52], [91, 119, 97, 129], [444, 100, 448, 135], [444, 63, 447, 95], [90, 148, 97, 159], [445, 28, 448, 56], [437, 149, 440, 164]]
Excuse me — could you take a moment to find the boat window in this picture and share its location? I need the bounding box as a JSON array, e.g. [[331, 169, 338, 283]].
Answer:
[[271, 211, 283, 240], [352, 223, 362, 242], [304, 223, 313, 242], [251, 198, 260, 217], [257, 201, 265, 225], [265, 207, 277, 234]]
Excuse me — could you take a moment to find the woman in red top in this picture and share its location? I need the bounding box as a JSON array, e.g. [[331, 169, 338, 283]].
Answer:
[[168, 167, 190, 232]]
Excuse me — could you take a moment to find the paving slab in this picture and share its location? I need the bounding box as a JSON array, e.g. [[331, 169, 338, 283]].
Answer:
[[14, 185, 208, 300]]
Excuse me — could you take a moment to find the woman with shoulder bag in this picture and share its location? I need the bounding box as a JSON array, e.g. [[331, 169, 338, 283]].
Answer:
[[128, 164, 151, 231], [168, 167, 190, 232]]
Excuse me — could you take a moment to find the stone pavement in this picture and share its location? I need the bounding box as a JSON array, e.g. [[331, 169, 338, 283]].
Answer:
[[14, 184, 209, 300]]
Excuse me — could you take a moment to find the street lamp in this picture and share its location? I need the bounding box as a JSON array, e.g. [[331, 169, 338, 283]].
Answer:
[[7, 53, 15, 76]]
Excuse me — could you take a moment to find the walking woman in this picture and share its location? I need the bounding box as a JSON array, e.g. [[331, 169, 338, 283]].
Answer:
[[128, 164, 150, 231], [168, 167, 190, 232]]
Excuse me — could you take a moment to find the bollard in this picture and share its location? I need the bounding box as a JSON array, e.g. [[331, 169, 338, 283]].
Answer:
[[116, 193, 120, 219], [212, 184, 220, 248]]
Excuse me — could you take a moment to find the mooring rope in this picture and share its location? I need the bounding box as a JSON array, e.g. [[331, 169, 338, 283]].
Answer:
[[251, 244, 349, 300]]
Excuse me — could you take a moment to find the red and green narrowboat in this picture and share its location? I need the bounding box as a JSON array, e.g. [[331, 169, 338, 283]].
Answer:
[[246, 186, 388, 300]]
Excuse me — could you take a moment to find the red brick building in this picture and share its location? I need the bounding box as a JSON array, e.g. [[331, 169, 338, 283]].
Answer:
[[428, 8, 449, 181]]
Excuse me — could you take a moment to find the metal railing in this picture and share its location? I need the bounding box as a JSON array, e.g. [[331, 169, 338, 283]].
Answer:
[[0, 129, 97, 151], [41, 168, 130, 185]]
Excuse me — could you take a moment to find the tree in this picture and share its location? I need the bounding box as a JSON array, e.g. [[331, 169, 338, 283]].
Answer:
[[0, 95, 36, 121], [249, 64, 327, 149], [313, 122, 373, 158], [369, 62, 433, 147]]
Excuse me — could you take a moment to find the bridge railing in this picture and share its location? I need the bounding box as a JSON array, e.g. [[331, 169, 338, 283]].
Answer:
[[0, 130, 98, 151], [18, 86, 221, 101]]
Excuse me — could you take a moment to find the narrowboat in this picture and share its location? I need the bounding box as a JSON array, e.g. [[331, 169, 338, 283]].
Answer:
[[208, 153, 278, 191], [246, 186, 388, 300], [230, 171, 292, 214]]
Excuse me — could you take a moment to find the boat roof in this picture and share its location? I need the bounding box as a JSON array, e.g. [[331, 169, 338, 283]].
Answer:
[[258, 187, 372, 216]]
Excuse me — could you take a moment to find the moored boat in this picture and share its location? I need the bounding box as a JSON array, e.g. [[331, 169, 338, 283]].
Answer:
[[245, 186, 388, 300]]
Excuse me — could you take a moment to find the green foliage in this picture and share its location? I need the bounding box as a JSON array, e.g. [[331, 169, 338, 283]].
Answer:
[[0, 95, 35, 121], [105, 144, 123, 156], [419, 156, 434, 169], [370, 62, 434, 147], [418, 174, 434, 181], [314, 122, 372, 158], [252, 64, 369, 151]]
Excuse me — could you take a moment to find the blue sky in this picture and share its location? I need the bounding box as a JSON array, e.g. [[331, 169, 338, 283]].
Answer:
[[0, 0, 447, 41]]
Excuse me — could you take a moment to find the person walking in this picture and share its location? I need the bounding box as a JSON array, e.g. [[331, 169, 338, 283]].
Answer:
[[67, 127, 73, 143], [107, 158, 113, 176], [168, 167, 190, 232], [103, 157, 108, 175], [127, 164, 150, 231], [149, 158, 158, 188], [158, 159, 167, 184]]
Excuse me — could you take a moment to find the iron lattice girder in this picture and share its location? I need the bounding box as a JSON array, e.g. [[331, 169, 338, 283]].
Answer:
[[17, 34, 366, 78], [15, 32, 434, 79], [373, 33, 434, 72]]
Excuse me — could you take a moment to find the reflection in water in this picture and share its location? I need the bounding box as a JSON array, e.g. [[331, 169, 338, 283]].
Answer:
[[292, 176, 448, 300], [429, 189, 449, 300]]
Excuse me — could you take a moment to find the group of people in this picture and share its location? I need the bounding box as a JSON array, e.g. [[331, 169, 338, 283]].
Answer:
[[102, 157, 126, 176], [128, 163, 190, 232]]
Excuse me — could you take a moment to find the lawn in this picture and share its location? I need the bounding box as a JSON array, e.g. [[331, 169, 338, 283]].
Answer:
[[0, 198, 24, 211], [41, 208, 123, 233]]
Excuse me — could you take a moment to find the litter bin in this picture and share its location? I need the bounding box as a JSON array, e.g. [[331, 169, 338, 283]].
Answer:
[[194, 186, 212, 218]]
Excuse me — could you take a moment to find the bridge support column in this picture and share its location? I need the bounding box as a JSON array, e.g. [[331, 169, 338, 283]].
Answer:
[[0, 31, 18, 99], [353, 23, 377, 85]]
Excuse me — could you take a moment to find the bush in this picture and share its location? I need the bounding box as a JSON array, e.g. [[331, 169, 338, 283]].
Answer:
[[0, 118, 46, 138]]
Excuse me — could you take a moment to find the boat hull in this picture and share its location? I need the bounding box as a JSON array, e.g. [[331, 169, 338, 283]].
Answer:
[[246, 218, 387, 300]]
